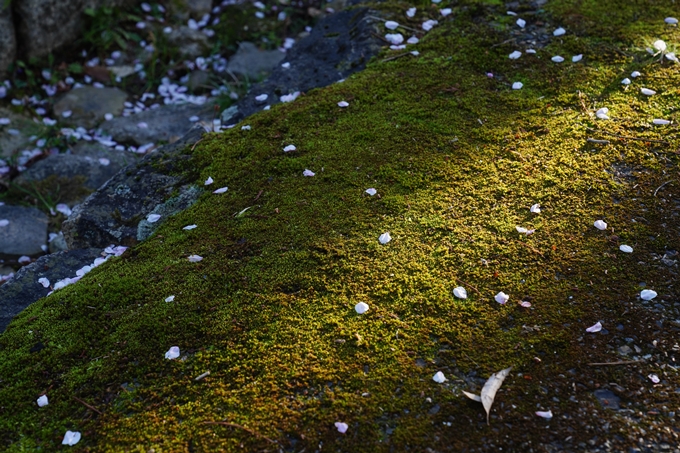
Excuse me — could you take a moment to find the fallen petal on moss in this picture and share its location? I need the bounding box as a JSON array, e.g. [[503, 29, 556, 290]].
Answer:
[[495, 292, 509, 304], [303, 169, 315, 177], [183, 224, 197, 230], [379, 232, 391, 244], [37, 395, 48, 407], [337, 101, 349, 107], [553, 27, 566, 36], [652, 119, 670, 125], [165, 346, 180, 360], [283, 144, 296, 152], [188, 255, 203, 263], [551, 55, 565, 63], [512, 82, 523, 90], [385, 20, 399, 30], [648, 374, 660, 384], [365, 188, 377, 196], [62, 431, 81, 446], [572, 54, 583, 62], [516, 18, 526, 27], [586, 321, 602, 333], [594, 220, 607, 230], [641, 88, 656, 96], [530, 203, 541, 213], [335, 422, 348, 433], [204, 176, 213, 185], [508, 50, 522, 59], [433, 371, 446, 383], [640, 289, 657, 301], [595, 108, 609, 120], [213, 187, 228, 194], [355, 302, 369, 314], [536, 410, 553, 419], [453, 287, 467, 299], [165, 295, 175, 302], [619, 245, 633, 253]]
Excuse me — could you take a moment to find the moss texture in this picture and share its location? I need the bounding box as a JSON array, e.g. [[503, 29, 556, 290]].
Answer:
[[1, 0, 679, 451]]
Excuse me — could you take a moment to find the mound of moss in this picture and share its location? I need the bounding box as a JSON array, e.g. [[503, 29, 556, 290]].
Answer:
[[1, 1, 678, 451]]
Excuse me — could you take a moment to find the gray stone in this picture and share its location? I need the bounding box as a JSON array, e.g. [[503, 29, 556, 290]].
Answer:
[[170, 0, 212, 20], [48, 232, 68, 254], [0, 3, 16, 77], [593, 389, 621, 410], [62, 126, 205, 249], [0, 248, 103, 333], [166, 26, 210, 59], [53, 86, 128, 129], [0, 205, 48, 256], [226, 42, 286, 80], [137, 185, 202, 242], [187, 70, 211, 92], [99, 101, 216, 146], [13, 143, 136, 204], [0, 107, 45, 158]]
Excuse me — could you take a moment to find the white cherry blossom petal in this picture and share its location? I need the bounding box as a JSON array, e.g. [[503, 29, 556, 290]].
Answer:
[[213, 187, 228, 193], [283, 144, 296, 152], [433, 371, 447, 383], [595, 107, 609, 120], [631, 71, 641, 77], [0, 219, 8, 227], [619, 245, 633, 253], [378, 232, 391, 244], [183, 224, 197, 230], [640, 289, 657, 300], [406, 7, 416, 18], [147, 213, 161, 223], [653, 40, 667, 52], [536, 410, 553, 419], [572, 54, 583, 62], [551, 55, 565, 63], [62, 431, 81, 446], [508, 50, 522, 60], [652, 119, 670, 125], [422, 20, 438, 31], [335, 422, 348, 433], [165, 346, 180, 359], [303, 169, 315, 177], [165, 295, 175, 302], [255, 94, 268, 102], [516, 18, 526, 28], [337, 101, 349, 107], [553, 27, 566, 36], [204, 176, 213, 185], [188, 255, 203, 262], [365, 188, 377, 196], [440, 8, 452, 17], [385, 33, 404, 45], [648, 374, 660, 384], [593, 220, 607, 230], [512, 82, 523, 90], [621, 78, 631, 85], [38, 277, 50, 288], [385, 21, 399, 30], [355, 302, 369, 314], [665, 17, 678, 25], [37, 395, 49, 407], [495, 292, 509, 304], [640, 88, 656, 96], [586, 321, 602, 333], [530, 203, 541, 213], [453, 287, 467, 299]]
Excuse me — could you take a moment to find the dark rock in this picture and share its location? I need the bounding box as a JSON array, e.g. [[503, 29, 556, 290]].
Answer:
[[226, 42, 286, 80], [0, 248, 103, 332], [14, 144, 135, 204], [187, 70, 211, 92], [53, 86, 128, 129], [99, 101, 216, 146], [166, 26, 211, 59], [0, 205, 48, 256], [225, 8, 381, 124], [593, 389, 621, 410], [137, 185, 202, 242], [62, 126, 205, 249], [0, 107, 45, 158], [0, 3, 16, 77]]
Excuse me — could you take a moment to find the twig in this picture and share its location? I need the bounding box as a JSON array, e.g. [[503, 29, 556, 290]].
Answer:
[[586, 128, 669, 144], [587, 138, 610, 144], [455, 278, 483, 298], [194, 371, 211, 381], [588, 360, 643, 366], [381, 52, 413, 63], [73, 396, 103, 415], [490, 38, 515, 48], [371, 32, 393, 45], [653, 180, 671, 197], [203, 421, 276, 443], [190, 138, 204, 152], [253, 189, 263, 201]]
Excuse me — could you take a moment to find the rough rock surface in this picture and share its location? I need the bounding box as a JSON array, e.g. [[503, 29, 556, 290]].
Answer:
[[53, 86, 128, 129], [13, 143, 135, 204], [0, 248, 103, 332], [225, 8, 381, 124], [99, 101, 216, 146], [0, 107, 45, 158], [0, 3, 16, 77], [62, 126, 205, 249], [226, 42, 286, 80], [166, 26, 211, 59], [0, 205, 48, 256]]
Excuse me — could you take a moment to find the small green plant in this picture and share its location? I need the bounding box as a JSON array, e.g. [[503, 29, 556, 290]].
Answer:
[[80, 6, 143, 53]]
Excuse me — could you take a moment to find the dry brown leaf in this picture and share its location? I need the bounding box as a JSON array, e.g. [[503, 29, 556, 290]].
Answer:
[[481, 367, 512, 425]]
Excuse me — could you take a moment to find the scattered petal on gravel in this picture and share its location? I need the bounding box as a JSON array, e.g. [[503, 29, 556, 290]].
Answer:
[[509, 50, 522, 59], [516, 18, 526, 28], [530, 203, 541, 213], [147, 213, 161, 223], [640, 289, 657, 301], [648, 374, 660, 384], [37, 395, 49, 407], [355, 302, 369, 314], [38, 277, 50, 288], [536, 410, 553, 419], [512, 82, 523, 90], [335, 422, 348, 433], [495, 292, 509, 304], [62, 431, 81, 446], [594, 220, 607, 230], [337, 101, 349, 107], [283, 144, 296, 152], [453, 287, 467, 299], [553, 27, 566, 36], [165, 346, 180, 359], [551, 55, 565, 63], [303, 169, 315, 177], [640, 88, 656, 96], [365, 188, 377, 196], [433, 371, 447, 383], [165, 295, 175, 302], [379, 232, 392, 244], [213, 187, 228, 193], [572, 54, 583, 62], [281, 62, 291, 69], [188, 255, 203, 262], [619, 245, 633, 253], [586, 321, 602, 333], [183, 224, 197, 230], [652, 119, 670, 125]]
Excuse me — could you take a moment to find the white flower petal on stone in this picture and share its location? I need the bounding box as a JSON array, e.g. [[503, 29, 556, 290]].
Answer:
[[281, 62, 291, 69], [572, 54, 583, 62], [516, 18, 526, 28], [37, 395, 49, 407], [385, 20, 399, 30], [441, 8, 452, 17], [641, 88, 656, 96], [337, 101, 349, 107], [422, 19, 438, 31], [62, 431, 81, 446], [652, 119, 670, 125], [621, 78, 631, 85], [586, 321, 602, 333], [595, 107, 609, 120], [365, 188, 377, 196], [38, 277, 50, 288], [385, 33, 404, 45], [378, 232, 392, 244], [183, 224, 197, 230], [213, 187, 228, 193], [303, 169, 315, 177], [631, 71, 641, 78], [99, 157, 110, 166], [512, 82, 523, 90], [653, 40, 667, 52], [188, 255, 203, 263], [433, 371, 447, 383], [665, 17, 678, 25], [508, 50, 522, 60], [147, 213, 161, 223], [530, 203, 541, 213], [284, 144, 297, 152], [553, 27, 566, 36], [205, 176, 214, 185], [453, 287, 467, 299], [495, 292, 509, 304], [355, 302, 369, 314], [648, 374, 660, 384], [619, 244, 633, 253], [0, 219, 8, 227], [165, 295, 175, 302], [165, 346, 180, 359], [335, 422, 348, 433], [56, 203, 72, 216], [551, 55, 565, 63], [255, 94, 268, 102], [640, 289, 657, 301], [18, 256, 31, 264], [536, 410, 553, 419], [593, 220, 607, 230]]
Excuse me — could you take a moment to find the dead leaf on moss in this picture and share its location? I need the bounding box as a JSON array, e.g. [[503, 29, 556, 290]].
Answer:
[[462, 367, 512, 424]]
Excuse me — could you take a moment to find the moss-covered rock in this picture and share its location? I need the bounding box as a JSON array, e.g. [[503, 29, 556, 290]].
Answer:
[[0, 1, 678, 451]]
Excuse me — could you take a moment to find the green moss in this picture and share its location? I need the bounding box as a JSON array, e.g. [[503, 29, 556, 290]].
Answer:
[[1, 0, 679, 451]]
